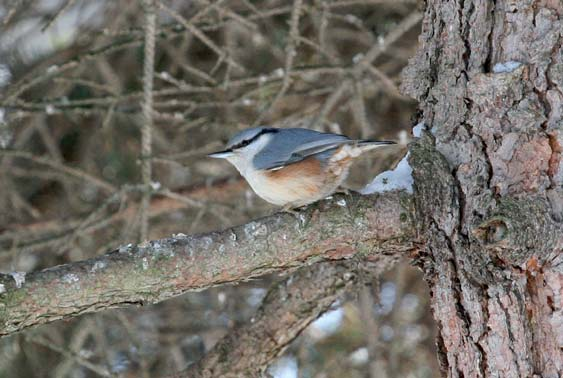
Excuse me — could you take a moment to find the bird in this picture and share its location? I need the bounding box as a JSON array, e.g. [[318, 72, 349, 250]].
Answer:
[[208, 127, 396, 210]]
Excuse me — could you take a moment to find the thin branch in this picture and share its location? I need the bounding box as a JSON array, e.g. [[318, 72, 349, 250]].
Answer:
[[41, 0, 76, 31], [318, 1, 330, 60], [253, 0, 304, 126], [140, 0, 157, 241], [158, 2, 245, 72], [0, 178, 246, 253], [359, 280, 387, 378], [6, 65, 346, 114], [314, 80, 351, 128], [179, 262, 361, 378], [200, 0, 258, 31], [1, 38, 136, 104], [0, 191, 416, 337], [29, 335, 113, 377], [0, 150, 116, 193], [352, 79, 371, 138], [329, 0, 418, 8], [52, 318, 97, 377], [356, 12, 422, 70], [364, 65, 403, 98], [310, 11, 422, 128]]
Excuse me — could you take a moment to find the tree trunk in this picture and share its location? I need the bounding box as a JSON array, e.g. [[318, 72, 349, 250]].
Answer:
[[402, 1, 562, 377]]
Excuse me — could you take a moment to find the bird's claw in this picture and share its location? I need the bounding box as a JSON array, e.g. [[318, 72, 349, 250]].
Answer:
[[280, 205, 301, 215]]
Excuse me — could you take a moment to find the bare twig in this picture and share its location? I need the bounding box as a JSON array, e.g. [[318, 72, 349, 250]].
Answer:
[[159, 2, 245, 72], [29, 335, 113, 377], [52, 319, 99, 378], [311, 11, 422, 128], [200, 0, 258, 31], [253, 0, 304, 125], [313, 81, 351, 129], [318, 1, 330, 58], [0, 150, 116, 193], [352, 80, 371, 137], [330, 0, 417, 7], [365, 65, 403, 98], [0, 178, 247, 254], [140, 0, 157, 241], [359, 280, 388, 378], [41, 0, 77, 31]]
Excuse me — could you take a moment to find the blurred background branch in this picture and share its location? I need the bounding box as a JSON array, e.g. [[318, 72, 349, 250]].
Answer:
[[182, 262, 361, 378], [139, 0, 157, 241]]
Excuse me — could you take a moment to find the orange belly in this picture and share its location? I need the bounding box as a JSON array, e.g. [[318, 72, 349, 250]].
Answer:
[[244, 155, 352, 207]]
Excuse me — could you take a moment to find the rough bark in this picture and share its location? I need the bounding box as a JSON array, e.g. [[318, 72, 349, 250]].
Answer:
[[402, 0, 563, 377], [0, 191, 416, 337], [174, 262, 361, 378]]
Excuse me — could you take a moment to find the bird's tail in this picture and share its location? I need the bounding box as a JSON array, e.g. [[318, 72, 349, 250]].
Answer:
[[356, 139, 396, 152], [329, 139, 396, 163]]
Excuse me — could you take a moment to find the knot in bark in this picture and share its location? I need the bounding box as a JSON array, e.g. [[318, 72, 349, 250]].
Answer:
[[472, 198, 561, 267]]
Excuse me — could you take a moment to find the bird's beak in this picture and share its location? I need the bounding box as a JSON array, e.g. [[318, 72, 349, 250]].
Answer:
[[208, 149, 234, 159]]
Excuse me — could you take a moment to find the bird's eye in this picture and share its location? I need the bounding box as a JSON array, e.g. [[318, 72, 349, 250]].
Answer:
[[241, 140, 250, 147]]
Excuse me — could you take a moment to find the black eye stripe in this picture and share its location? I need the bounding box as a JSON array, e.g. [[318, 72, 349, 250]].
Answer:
[[231, 128, 278, 150]]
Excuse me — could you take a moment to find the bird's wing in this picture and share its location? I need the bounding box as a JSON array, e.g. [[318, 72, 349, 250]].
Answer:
[[253, 128, 351, 170]]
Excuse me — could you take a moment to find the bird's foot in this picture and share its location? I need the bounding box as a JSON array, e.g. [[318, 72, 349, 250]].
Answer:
[[280, 204, 301, 215]]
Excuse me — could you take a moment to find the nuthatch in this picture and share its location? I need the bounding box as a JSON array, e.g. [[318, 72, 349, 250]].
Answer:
[[209, 127, 396, 209]]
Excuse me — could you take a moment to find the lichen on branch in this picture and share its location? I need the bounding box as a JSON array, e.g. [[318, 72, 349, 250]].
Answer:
[[0, 191, 416, 337]]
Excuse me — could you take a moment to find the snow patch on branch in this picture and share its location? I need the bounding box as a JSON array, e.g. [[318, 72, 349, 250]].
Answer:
[[268, 355, 298, 378], [142, 257, 149, 270], [361, 153, 413, 194], [62, 273, 79, 284], [310, 307, 344, 339], [362, 121, 423, 194], [10, 271, 26, 288], [91, 260, 107, 273], [412, 122, 426, 138], [349, 347, 369, 366], [0, 64, 11, 88], [492, 61, 522, 73]]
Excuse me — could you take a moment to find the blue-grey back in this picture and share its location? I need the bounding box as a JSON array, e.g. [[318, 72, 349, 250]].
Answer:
[[253, 128, 350, 170]]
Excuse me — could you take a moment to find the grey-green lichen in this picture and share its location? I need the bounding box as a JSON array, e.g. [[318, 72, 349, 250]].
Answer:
[[473, 197, 561, 265], [0, 287, 28, 331]]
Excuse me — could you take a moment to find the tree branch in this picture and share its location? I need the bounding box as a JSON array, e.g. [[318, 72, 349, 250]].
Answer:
[[140, 0, 157, 241], [0, 191, 416, 337], [175, 261, 361, 378]]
